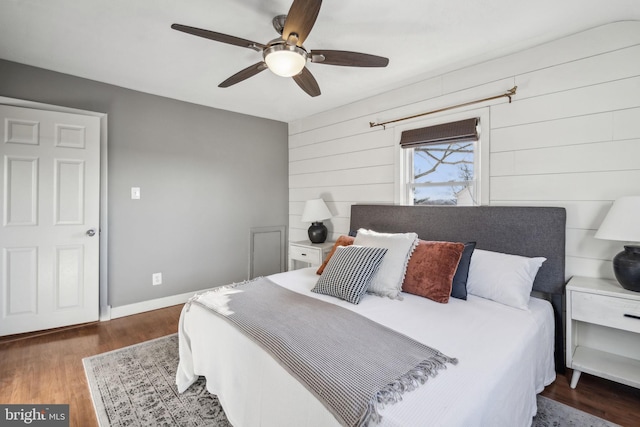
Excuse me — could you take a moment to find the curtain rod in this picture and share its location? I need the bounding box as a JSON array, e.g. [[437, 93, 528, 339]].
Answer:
[[369, 86, 517, 129]]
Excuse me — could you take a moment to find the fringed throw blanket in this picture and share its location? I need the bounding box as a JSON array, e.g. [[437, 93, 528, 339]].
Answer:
[[186, 277, 457, 427]]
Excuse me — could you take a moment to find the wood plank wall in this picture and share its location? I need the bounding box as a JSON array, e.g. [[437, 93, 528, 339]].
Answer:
[[288, 21, 640, 281]]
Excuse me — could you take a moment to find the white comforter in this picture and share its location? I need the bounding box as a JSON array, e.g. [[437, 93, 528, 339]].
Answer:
[[177, 268, 556, 427]]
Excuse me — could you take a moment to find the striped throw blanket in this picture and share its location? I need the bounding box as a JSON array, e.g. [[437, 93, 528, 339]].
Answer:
[[187, 277, 457, 427]]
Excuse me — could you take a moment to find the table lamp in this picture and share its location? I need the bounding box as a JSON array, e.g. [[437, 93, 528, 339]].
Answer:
[[301, 198, 332, 243], [594, 196, 640, 291]]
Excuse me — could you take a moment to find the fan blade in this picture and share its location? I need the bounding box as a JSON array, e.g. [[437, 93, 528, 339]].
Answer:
[[219, 62, 268, 88], [171, 24, 265, 51], [282, 0, 322, 46], [293, 67, 321, 97], [310, 50, 389, 67]]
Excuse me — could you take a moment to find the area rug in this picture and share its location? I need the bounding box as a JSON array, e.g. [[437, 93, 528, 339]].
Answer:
[[83, 334, 230, 426], [83, 334, 620, 427]]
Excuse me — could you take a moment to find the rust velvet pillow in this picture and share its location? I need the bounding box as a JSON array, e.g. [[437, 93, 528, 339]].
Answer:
[[402, 240, 465, 303], [316, 235, 355, 275]]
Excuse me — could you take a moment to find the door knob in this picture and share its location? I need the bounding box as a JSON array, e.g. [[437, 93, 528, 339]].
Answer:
[[86, 228, 97, 237]]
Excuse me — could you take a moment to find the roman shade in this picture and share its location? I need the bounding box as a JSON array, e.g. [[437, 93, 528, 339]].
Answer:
[[399, 118, 479, 148]]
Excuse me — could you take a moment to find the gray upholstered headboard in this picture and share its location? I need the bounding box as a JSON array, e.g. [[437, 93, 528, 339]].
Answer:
[[350, 204, 566, 294], [350, 204, 567, 371]]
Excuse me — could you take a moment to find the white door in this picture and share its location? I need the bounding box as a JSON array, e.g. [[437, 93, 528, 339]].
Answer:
[[0, 105, 100, 336]]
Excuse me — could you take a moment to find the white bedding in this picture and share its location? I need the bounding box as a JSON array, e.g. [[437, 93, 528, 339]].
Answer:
[[177, 267, 556, 427]]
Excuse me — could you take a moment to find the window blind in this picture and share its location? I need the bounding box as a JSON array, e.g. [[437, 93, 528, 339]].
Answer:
[[399, 118, 479, 148]]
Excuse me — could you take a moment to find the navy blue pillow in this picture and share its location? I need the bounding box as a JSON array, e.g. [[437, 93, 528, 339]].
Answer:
[[450, 242, 476, 300]]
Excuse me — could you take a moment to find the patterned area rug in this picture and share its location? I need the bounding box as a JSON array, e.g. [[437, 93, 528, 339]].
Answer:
[[533, 396, 621, 427], [83, 334, 230, 426], [83, 334, 620, 427]]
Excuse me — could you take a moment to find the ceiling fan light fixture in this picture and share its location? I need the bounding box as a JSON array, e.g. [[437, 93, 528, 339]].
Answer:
[[171, 0, 389, 97], [263, 43, 307, 77]]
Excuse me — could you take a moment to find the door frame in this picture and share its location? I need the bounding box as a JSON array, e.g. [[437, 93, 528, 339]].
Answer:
[[0, 96, 110, 321]]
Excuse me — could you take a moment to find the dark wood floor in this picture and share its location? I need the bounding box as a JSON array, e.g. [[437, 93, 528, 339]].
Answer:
[[0, 305, 183, 427], [541, 369, 640, 427], [1, 305, 638, 427]]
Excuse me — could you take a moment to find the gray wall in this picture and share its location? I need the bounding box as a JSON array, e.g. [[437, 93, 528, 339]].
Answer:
[[0, 59, 288, 308]]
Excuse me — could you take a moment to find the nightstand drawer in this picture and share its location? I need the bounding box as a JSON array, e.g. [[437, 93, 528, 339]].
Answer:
[[288, 240, 334, 271], [572, 292, 640, 333], [289, 244, 323, 264]]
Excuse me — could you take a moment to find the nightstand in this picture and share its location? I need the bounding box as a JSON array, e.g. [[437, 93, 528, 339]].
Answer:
[[288, 240, 334, 271], [566, 276, 640, 389]]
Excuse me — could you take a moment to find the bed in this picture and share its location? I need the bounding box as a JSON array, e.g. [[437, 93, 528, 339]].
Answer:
[[177, 204, 567, 427]]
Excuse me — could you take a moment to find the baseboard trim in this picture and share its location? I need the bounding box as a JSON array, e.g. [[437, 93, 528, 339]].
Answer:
[[109, 291, 196, 320]]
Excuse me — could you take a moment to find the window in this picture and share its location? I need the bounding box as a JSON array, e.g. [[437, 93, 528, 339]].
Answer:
[[400, 117, 481, 206]]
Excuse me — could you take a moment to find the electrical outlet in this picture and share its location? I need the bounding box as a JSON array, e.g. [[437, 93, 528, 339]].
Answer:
[[152, 272, 162, 286]]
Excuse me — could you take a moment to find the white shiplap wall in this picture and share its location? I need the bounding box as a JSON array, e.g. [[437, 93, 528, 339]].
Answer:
[[288, 21, 640, 281]]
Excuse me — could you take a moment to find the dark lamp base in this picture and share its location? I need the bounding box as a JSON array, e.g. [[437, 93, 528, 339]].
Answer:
[[613, 245, 640, 292], [308, 222, 328, 243]]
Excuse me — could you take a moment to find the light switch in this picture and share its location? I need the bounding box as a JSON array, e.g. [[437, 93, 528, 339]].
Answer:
[[131, 187, 141, 200]]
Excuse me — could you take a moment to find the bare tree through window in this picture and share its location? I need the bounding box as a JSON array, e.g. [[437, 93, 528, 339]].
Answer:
[[411, 141, 475, 205]]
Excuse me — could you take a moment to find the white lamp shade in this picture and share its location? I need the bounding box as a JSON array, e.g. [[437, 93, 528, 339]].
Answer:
[[301, 198, 332, 223], [595, 196, 640, 242]]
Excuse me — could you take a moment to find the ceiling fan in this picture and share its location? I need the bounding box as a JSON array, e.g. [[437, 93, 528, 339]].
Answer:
[[171, 0, 389, 97]]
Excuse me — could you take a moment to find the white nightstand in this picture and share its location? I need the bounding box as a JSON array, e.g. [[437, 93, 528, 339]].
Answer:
[[566, 276, 640, 389], [288, 240, 334, 271]]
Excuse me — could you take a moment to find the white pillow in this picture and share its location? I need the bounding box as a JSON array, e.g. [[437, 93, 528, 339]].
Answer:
[[466, 249, 546, 310], [353, 228, 418, 299]]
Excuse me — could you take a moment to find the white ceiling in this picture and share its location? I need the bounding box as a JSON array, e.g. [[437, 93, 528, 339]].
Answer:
[[1, 0, 639, 123]]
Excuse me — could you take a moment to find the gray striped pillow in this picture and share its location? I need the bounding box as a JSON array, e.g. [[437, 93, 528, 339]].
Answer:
[[312, 245, 387, 304]]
